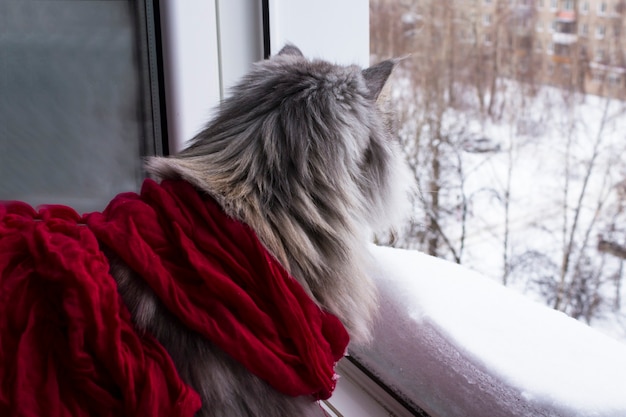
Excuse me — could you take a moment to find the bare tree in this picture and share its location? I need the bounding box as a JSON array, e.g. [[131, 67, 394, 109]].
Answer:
[[555, 98, 610, 311], [372, 0, 626, 328]]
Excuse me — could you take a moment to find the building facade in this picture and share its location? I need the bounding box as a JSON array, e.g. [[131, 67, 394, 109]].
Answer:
[[475, 0, 626, 97]]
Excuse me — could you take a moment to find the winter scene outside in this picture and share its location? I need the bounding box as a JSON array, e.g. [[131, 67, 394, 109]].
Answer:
[[370, 0, 626, 343], [356, 1, 626, 414]]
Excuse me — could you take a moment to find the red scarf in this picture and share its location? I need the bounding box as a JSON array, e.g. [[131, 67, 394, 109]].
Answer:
[[0, 179, 349, 416]]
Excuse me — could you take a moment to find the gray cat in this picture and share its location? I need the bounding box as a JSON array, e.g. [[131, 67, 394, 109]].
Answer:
[[113, 45, 412, 416]]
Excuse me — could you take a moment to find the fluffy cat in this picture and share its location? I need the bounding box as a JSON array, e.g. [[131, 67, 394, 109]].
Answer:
[[0, 45, 411, 417], [113, 45, 412, 416]]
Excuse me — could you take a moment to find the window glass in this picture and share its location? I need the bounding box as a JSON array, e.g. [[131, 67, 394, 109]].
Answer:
[[580, 23, 589, 36], [367, 0, 626, 411], [369, 0, 626, 350], [0, 0, 161, 213], [581, 1, 590, 12]]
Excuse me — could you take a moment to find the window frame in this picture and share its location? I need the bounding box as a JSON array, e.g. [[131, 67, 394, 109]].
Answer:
[[580, 0, 590, 13], [595, 47, 606, 61], [157, 1, 423, 416], [550, 0, 558, 11], [580, 22, 589, 36]]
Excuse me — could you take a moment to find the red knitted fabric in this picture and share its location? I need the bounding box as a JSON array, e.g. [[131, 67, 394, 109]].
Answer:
[[0, 179, 349, 416], [0, 202, 201, 417]]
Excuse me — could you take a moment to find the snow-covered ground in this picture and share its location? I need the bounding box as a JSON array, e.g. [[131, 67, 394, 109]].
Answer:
[[462, 91, 626, 341], [352, 245, 626, 417]]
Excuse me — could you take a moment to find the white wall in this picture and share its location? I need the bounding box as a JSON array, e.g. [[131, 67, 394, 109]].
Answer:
[[159, 0, 220, 153], [160, 0, 369, 152], [216, 1, 264, 97], [268, 0, 369, 67], [159, 0, 265, 152]]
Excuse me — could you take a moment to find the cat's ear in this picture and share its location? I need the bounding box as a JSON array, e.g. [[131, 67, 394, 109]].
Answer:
[[277, 44, 304, 57], [362, 59, 397, 101]]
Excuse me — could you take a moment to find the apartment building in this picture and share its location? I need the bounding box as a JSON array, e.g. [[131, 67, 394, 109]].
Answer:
[[476, 0, 626, 97], [372, 0, 625, 97]]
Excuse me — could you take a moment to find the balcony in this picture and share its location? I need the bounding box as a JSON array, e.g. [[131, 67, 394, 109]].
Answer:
[[553, 32, 578, 44], [556, 10, 576, 22]]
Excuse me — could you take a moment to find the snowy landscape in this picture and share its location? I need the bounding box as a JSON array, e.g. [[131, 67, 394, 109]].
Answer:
[[363, 9, 626, 400], [468, 93, 626, 341], [369, 0, 626, 346], [390, 78, 626, 345]]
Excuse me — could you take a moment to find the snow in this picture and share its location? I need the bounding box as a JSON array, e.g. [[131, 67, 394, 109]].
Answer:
[[457, 91, 626, 340], [351, 245, 626, 417], [393, 78, 626, 342]]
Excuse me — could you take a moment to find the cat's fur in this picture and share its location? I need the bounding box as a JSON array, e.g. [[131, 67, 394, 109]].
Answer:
[[110, 46, 412, 416]]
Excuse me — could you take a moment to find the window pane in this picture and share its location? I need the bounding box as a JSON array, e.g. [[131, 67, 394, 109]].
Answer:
[[369, 0, 626, 343], [0, 1, 160, 212], [368, 0, 626, 412], [369, 0, 626, 320]]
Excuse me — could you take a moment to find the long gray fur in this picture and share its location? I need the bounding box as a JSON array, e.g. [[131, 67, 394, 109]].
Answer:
[[114, 45, 412, 417]]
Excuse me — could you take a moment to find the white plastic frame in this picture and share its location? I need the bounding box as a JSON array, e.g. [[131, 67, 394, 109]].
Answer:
[[158, 1, 414, 415]]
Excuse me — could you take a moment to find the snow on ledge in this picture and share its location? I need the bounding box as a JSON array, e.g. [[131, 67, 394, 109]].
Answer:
[[351, 245, 626, 417]]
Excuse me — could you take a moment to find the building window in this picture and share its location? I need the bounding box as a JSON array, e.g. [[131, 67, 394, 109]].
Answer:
[[611, 50, 621, 65], [554, 43, 571, 57], [547, 41, 555, 54], [596, 48, 605, 62], [592, 71, 604, 83], [484, 32, 492, 44], [608, 73, 622, 86], [537, 0, 544, 8], [550, 0, 558, 10], [564, 0, 574, 10], [596, 24, 606, 38], [580, 22, 589, 36], [483, 13, 492, 25], [551, 20, 559, 32], [536, 21, 544, 31], [598, 2, 608, 14], [580, 1, 589, 13], [561, 64, 572, 78]]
